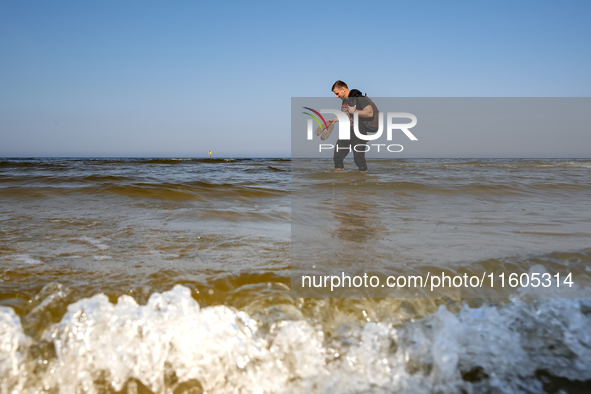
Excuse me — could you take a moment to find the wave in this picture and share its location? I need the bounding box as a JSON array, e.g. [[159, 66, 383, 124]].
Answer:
[[2, 282, 591, 393], [267, 166, 287, 172], [3, 180, 588, 199], [0, 181, 289, 200], [0, 158, 285, 168], [366, 159, 591, 169], [105, 182, 288, 200], [0, 160, 71, 170], [2, 158, 589, 168], [141, 158, 249, 164], [308, 180, 591, 196], [0, 174, 132, 184]]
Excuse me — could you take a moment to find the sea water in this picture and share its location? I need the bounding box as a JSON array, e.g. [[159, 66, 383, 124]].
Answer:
[[1, 158, 591, 393]]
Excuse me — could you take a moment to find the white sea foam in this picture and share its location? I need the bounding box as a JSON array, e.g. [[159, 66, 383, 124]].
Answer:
[[1, 254, 43, 265], [79, 236, 110, 250], [564, 161, 591, 169], [1, 285, 591, 393], [0, 307, 30, 393], [149, 250, 180, 259], [93, 255, 112, 261]]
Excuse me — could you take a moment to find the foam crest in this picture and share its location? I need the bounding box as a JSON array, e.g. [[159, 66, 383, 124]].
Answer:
[[2, 285, 591, 393], [51, 285, 272, 393], [0, 307, 30, 393]]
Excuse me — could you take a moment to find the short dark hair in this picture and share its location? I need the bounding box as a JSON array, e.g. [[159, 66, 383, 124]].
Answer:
[[331, 80, 348, 91]]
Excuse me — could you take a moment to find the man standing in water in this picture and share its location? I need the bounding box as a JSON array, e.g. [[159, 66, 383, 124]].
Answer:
[[328, 80, 375, 172]]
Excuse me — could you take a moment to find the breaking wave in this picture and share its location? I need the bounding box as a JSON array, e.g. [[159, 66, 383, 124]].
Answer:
[[2, 285, 591, 393]]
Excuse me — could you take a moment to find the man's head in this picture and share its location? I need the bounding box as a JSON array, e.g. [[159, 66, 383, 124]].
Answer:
[[332, 80, 349, 99]]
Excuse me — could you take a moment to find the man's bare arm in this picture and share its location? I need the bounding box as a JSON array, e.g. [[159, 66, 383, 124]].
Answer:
[[356, 105, 373, 118]]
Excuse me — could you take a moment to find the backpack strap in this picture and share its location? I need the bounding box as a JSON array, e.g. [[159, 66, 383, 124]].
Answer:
[[364, 93, 380, 131]]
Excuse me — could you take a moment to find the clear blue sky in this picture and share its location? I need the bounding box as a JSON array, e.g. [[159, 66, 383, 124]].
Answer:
[[1, 0, 590, 157]]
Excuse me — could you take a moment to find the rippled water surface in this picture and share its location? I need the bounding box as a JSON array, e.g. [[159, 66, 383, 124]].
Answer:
[[1, 158, 591, 393]]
